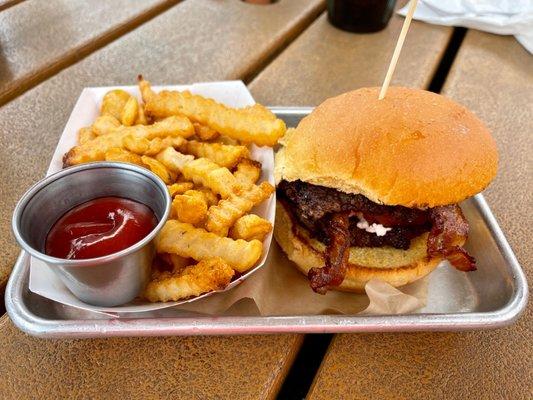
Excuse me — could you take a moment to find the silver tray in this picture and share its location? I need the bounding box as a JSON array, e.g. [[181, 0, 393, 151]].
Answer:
[[5, 107, 528, 338]]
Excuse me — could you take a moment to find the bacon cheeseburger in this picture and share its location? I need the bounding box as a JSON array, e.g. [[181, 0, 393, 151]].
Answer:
[[274, 87, 498, 294]]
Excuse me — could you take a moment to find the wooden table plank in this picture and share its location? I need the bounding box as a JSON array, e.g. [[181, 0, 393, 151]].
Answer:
[[0, 315, 303, 400], [0, 1, 323, 398], [249, 11, 451, 105], [306, 31, 533, 400], [0, 0, 177, 105]]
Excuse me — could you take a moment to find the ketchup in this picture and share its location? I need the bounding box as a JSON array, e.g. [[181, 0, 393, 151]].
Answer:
[[45, 197, 157, 260]]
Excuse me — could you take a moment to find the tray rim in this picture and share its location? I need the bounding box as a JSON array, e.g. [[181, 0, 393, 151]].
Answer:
[[5, 107, 529, 338]]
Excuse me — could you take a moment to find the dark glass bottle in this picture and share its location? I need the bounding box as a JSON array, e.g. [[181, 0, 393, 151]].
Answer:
[[327, 0, 397, 33]]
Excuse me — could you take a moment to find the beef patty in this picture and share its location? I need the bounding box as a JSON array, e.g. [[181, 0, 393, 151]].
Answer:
[[277, 180, 475, 293], [277, 180, 430, 250]]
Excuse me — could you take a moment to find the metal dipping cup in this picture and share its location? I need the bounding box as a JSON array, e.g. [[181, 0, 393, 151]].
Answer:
[[12, 162, 171, 307]]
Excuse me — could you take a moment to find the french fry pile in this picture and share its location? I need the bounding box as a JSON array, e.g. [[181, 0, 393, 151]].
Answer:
[[64, 76, 285, 302]]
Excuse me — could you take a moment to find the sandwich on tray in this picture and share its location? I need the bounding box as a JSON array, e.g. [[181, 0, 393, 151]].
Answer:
[[275, 87, 498, 294]]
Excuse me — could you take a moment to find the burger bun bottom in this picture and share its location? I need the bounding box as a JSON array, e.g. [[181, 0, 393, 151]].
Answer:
[[274, 202, 442, 293]]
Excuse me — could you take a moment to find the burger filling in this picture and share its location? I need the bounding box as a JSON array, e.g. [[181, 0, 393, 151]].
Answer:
[[277, 180, 476, 293]]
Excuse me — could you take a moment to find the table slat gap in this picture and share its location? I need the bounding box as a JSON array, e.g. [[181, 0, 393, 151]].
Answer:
[[427, 27, 467, 93]]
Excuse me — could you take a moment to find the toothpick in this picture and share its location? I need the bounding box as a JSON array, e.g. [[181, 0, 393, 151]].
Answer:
[[379, 0, 419, 100]]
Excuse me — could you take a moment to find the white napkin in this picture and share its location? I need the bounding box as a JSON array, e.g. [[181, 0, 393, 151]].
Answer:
[[399, 0, 533, 53]]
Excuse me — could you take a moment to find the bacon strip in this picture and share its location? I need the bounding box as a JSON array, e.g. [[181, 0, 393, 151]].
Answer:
[[428, 205, 476, 271], [308, 212, 351, 294], [445, 247, 476, 272]]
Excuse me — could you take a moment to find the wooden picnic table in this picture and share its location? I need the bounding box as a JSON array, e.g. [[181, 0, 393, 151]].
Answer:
[[0, 1, 530, 399]]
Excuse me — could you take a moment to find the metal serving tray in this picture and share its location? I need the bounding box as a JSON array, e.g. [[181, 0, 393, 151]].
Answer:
[[5, 108, 528, 338]]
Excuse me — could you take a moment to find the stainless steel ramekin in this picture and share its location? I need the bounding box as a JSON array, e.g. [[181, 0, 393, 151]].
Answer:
[[12, 162, 171, 307]]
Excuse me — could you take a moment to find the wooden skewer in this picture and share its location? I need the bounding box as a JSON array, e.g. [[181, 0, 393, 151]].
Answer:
[[379, 0, 419, 100]]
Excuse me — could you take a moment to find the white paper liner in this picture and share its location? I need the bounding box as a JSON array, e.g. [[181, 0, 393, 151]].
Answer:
[[29, 81, 428, 316]]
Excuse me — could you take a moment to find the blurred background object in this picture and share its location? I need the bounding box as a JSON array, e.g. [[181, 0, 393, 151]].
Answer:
[[327, 0, 397, 32]]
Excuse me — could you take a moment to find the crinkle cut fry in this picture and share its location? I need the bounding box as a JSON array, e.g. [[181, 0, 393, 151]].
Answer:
[[157, 147, 243, 198], [167, 182, 194, 197], [156, 147, 194, 173], [144, 89, 286, 146], [193, 122, 219, 141], [144, 257, 234, 302], [182, 157, 242, 198], [142, 116, 195, 139], [185, 189, 217, 207], [241, 104, 277, 120], [92, 115, 121, 135], [105, 147, 144, 166], [101, 89, 131, 120], [172, 192, 208, 225], [138, 74, 155, 104], [181, 140, 249, 169], [234, 158, 262, 185], [63, 116, 194, 166], [136, 103, 149, 125], [194, 187, 219, 207], [121, 96, 138, 126], [156, 220, 263, 273], [92, 115, 193, 139], [230, 214, 272, 242], [124, 135, 185, 156], [78, 127, 96, 144], [63, 130, 128, 166], [141, 156, 176, 184], [206, 181, 274, 237]]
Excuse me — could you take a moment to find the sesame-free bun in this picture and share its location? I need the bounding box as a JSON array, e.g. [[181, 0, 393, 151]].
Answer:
[[275, 203, 444, 292], [275, 87, 498, 208]]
